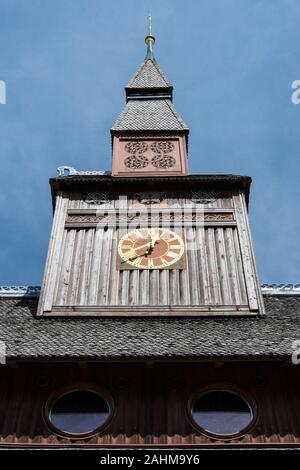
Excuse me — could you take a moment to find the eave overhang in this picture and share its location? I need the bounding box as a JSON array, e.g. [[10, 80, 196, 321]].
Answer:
[[49, 174, 252, 211]]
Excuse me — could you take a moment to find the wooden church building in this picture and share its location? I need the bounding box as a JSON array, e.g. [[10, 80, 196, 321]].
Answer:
[[0, 27, 300, 450]]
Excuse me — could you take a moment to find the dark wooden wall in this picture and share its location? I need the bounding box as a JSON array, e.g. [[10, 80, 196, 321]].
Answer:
[[0, 361, 299, 447]]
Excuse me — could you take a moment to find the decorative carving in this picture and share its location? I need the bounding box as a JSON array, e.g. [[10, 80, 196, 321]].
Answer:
[[125, 155, 149, 169], [136, 192, 166, 205], [200, 213, 234, 221], [150, 141, 176, 168], [57, 166, 108, 177], [66, 215, 110, 223], [123, 140, 177, 170], [65, 211, 234, 226], [151, 141, 174, 154], [151, 154, 176, 168], [84, 192, 110, 205], [0, 286, 41, 297], [118, 214, 140, 222], [125, 141, 148, 154], [261, 284, 300, 295], [191, 191, 217, 204], [124, 141, 149, 169]]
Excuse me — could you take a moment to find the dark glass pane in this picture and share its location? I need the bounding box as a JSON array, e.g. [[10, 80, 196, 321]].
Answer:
[[192, 390, 252, 435], [50, 390, 110, 434]]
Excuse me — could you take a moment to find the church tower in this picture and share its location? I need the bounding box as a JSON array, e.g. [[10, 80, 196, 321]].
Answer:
[[111, 23, 189, 177], [37, 24, 264, 317], [3, 20, 300, 456]]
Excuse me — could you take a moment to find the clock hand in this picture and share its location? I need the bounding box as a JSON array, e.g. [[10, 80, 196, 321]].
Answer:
[[134, 241, 151, 252], [123, 241, 151, 262], [151, 233, 160, 248]]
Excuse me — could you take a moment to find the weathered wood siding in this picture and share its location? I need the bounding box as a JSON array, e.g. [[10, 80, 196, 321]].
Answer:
[[38, 186, 264, 316], [52, 226, 248, 308]]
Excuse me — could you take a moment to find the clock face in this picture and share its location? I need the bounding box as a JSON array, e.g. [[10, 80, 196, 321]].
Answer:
[[118, 228, 184, 269]]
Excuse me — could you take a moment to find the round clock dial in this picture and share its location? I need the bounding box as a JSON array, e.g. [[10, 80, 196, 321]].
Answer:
[[118, 228, 184, 269]]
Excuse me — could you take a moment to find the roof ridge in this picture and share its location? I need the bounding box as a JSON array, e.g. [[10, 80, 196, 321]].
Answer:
[[0, 286, 41, 298], [164, 99, 187, 130], [261, 284, 300, 295], [151, 59, 171, 87], [1, 284, 300, 298]]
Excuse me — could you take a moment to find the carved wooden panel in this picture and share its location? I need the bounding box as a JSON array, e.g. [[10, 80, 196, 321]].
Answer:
[[112, 135, 188, 176]]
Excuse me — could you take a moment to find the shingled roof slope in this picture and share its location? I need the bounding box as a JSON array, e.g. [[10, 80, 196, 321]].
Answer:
[[111, 99, 188, 131], [126, 59, 172, 89], [0, 296, 299, 360]]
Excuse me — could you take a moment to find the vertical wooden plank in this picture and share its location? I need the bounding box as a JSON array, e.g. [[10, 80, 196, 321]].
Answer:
[[150, 270, 159, 305], [224, 228, 242, 305], [108, 229, 118, 305], [98, 228, 113, 305], [170, 269, 180, 305], [220, 195, 233, 209], [88, 228, 104, 305], [179, 263, 190, 305], [239, 193, 265, 314], [215, 228, 232, 305], [120, 270, 129, 305], [68, 229, 85, 305], [186, 227, 200, 305], [129, 270, 139, 305], [206, 228, 222, 304], [232, 227, 248, 305], [79, 229, 94, 305], [197, 227, 211, 304], [53, 228, 67, 305], [139, 270, 149, 305], [233, 194, 259, 311], [160, 270, 169, 305], [38, 194, 68, 314], [56, 229, 76, 306]]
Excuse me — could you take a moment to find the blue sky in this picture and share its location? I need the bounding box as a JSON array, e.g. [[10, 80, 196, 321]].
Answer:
[[0, 0, 299, 285]]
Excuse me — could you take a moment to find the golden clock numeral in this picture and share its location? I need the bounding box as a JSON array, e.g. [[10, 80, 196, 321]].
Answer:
[[160, 257, 170, 267], [169, 244, 180, 249], [133, 230, 143, 238], [162, 236, 172, 242], [131, 257, 143, 267], [147, 259, 154, 269], [122, 248, 136, 259], [167, 251, 178, 259], [167, 237, 178, 243]]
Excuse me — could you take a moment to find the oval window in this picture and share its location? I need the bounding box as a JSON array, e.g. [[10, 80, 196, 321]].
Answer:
[[190, 390, 254, 437], [48, 389, 111, 436]]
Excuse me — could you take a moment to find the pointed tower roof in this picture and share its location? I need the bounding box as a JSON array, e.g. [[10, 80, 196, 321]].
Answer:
[[111, 99, 188, 131], [111, 18, 188, 133], [125, 20, 173, 101], [126, 59, 172, 91]]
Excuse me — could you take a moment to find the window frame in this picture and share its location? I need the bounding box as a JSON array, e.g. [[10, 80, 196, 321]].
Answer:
[[44, 383, 114, 439], [187, 384, 258, 440]]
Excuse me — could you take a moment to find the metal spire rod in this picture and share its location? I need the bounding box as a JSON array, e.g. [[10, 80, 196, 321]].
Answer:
[[148, 13, 152, 36], [145, 13, 155, 61]]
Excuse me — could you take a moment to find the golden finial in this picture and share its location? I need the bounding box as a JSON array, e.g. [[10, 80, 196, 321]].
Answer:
[[145, 14, 155, 60]]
